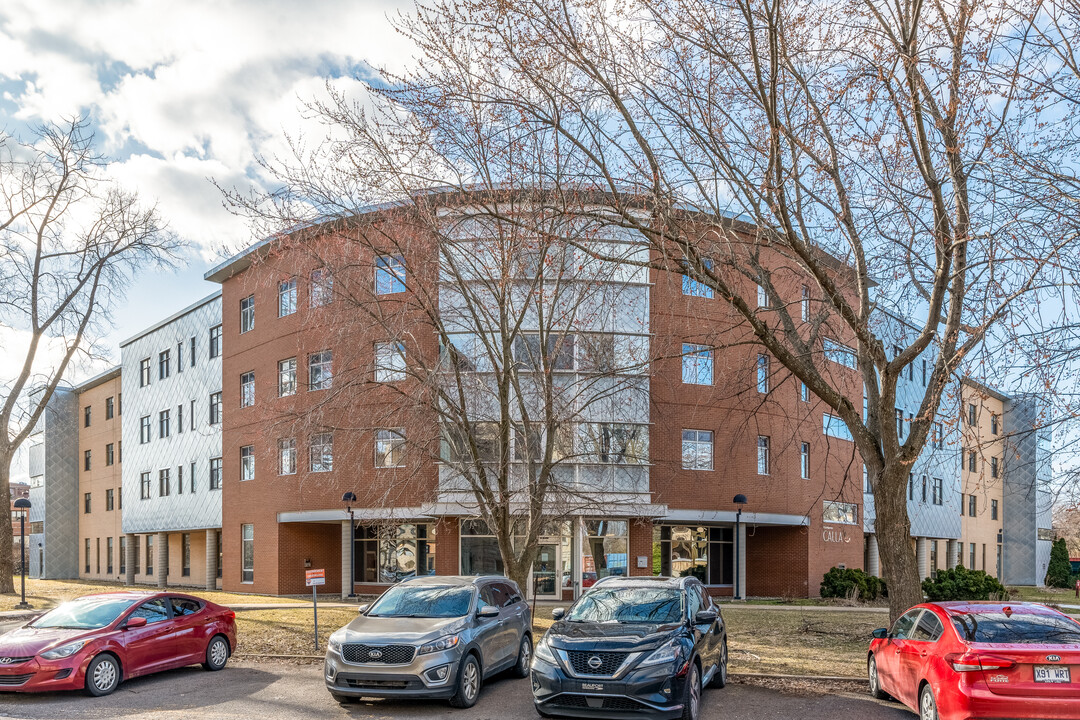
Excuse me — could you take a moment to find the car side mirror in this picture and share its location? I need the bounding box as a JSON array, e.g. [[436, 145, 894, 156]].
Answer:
[[477, 604, 500, 619], [125, 616, 147, 629], [872, 628, 888, 640], [551, 608, 566, 621], [694, 610, 718, 625], [358, 604, 369, 614]]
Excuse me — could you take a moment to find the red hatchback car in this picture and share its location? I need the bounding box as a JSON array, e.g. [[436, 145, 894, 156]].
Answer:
[[0, 591, 237, 696], [868, 601, 1080, 720]]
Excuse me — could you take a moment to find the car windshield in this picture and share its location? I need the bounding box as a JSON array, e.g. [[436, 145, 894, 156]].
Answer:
[[31, 596, 139, 630], [565, 587, 683, 624], [951, 611, 1080, 644], [367, 585, 473, 618]]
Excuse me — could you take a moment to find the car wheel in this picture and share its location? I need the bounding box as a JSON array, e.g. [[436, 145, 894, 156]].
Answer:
[[868, 655, 889, 700], [448, 654, 482, 708], [708, 639, 728, 689], [84, 654, 121, 697], [919, 684, 939, 720], [330, 692, 358, 704], [680, 662, 701, 720], [513, 635, 533, 678], [202, 635, 230, 671]]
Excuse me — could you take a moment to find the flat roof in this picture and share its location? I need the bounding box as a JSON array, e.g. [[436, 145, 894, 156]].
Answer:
[[960, 377, 1012, 403], [119, 290, 222, 348], [74, 365, 121, 393]]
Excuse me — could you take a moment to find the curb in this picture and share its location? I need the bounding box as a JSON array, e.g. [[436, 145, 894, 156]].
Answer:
[[731, 672, 865, 682]]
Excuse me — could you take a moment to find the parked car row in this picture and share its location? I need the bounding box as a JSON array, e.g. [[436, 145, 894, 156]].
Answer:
[[3, 578, 1080, 720]]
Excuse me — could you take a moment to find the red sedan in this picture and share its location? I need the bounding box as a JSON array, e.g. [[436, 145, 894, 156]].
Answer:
[[868, 601, 1080, 720], [0, 591, 237, 696]]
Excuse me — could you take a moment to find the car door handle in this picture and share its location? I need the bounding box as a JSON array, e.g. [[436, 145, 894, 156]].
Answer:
[[919, 651, 928, 657], [894, 649, 901, 654]]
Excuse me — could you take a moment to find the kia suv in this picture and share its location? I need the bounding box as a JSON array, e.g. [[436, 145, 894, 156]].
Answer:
[[531, 576, 727, 720], [324, 576, 532, 708]]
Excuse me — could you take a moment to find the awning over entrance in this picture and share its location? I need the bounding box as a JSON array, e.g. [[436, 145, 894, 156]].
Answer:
[[277, 507, 428, 523], [661, 509, 809, 526], [422, 500, 669, 518]]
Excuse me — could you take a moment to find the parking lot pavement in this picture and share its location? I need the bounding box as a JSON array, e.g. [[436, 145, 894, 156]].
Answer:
[[0, 661, 915, 720]]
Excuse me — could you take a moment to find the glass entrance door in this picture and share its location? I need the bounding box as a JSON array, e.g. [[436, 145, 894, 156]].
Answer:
[[532, 543, 559, 599]]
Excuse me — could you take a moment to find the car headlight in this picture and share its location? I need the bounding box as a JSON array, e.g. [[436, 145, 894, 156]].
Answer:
[[534, 637, 557, 665], [40, 639, 90, 660], [640, 639, 682, 667], [418, 635, 459, 655], [328, 634, 343, 654]]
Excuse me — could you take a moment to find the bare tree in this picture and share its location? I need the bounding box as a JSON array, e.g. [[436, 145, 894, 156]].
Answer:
[[0, 117, 179, 594]]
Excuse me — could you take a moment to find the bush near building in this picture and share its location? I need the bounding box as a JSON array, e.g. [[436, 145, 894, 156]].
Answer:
[[922, 565, 1006, 601], [820, 567, 886, 601], [1045, 538, 1073, 589]]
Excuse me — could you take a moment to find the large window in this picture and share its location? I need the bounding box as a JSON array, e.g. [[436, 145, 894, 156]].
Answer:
[[309, 350, 332, 390], [584, 520, 628, 581], [209, 324, 222, 358], [279, 277, 297, 317], [757, 436, 769, 475], [823, 414, 853, 441], [653, 525, 733, 585], [354, 523, 435, 584], [209, 457, 223, 490], [512, 333, 575, 371], [823, 501, 858, 525], [240, 295, 255, 333], [682, 259, 713, 298], [681, 343, 712, 385], [241, 524, 254, 583], [311, 268, 333, 307], [376, 429, 406, 468], [823, 339, 857, 369], [459, 519, 504, 576], [756, 354, 769, 393], [310, 433, 333, 472], [375, 254, 406, 294], [375, 341, 407, 382], [681, 429, 713, 471], [278, 358, 296, 396], [240, 445, 254, 481], [580, 423, 647, 464], [240, 372, 255, 408], [279, 439, 296, 475]]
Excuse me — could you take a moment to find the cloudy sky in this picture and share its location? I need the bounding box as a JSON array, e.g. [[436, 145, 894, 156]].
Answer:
[[1, 0, 412, 479]]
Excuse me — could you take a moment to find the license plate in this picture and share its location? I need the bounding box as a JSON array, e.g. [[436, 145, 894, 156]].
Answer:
[[580, 683, 605, 691], [1034, 666, 1071, 683]]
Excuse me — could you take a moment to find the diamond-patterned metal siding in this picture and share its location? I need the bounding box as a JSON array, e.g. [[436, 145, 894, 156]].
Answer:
[[1002, 395, 1054, 586]]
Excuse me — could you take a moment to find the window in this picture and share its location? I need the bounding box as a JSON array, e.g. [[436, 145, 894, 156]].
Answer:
[[921, 359, 927, 386], [921, 475, 928, 503], [159, 409, 170, 439], [823, 501, 858, 525], [310, 433, 333, 472], [991, 499, 998, 520], [932, 477, 943, 505], [681, 343, 712, 385], [309, 350, 332, 390], [119, 537, 126, 575], [757, 436, 770, 475], [85, 539, 90, 573], [139, 415, 151, 444], [241, 445, 254, 481], [279, 439, 296, 475], [756, 283, 767, 307], [682, 259, 713, 298], [682, 430, 714, 471], [177, 403, 183, 433], [579, 423, 648, 464], [968, 494, 977, 517], [106, 489, 114, 511], [799, 381, 810, 402], [176, 340, 183, 371], [84, 405, 92, 427], [107, 537, 114, 575], [140, 472, 151, 499], [182, 534, 191, 576], [968, 449, 977, 472], [990, 413, 999, 435], [240, 371, 255, 408], [823, 339, 857, 369], [823, 414, 853, 441], [209, 324, 222, 358], [190, 400, 195, 431], [310, 268, 333, 306], [911, 610, 944, 642], [190, 336, 196, 367], [105, 396, 114, 420], [278, 358, 296, 396], [140, 358, 151, 387], [652, 525, 733, 585], [991, 456, 999, 478], [374, 341, 406, 382], [512, 333, 575, 371], [241, 524, 254, 583], [375, 429, 406, 467], [908, 472, 915, 500], [279, 277, 297, 316], [209, 392, 222, 425], [159, 468, 170, 496], [105, 443, 114, 466], [190, 461, 196, 493], [159, 349, 170, 380], [217, 530, 222, 578], [896, 408, 904, 439], [801, 285, 810, 322], [355, 523, 437, 583], [800, 442, 810, 479], [375, 254, 406, 294], [240, 295, 255, 333], [756, 354, 769, 393], [933, 422, 944, 449], [84, 449, 91, 471], [118, 484, 122, 509], [209, 457, 222, 490], [177, 464, 183, 494], [864, 466, 872, 493], [84, 492, 91, 513], [969, 543, 977, 569], [968, 403, 977, 426], [145, 535, 154, 576]]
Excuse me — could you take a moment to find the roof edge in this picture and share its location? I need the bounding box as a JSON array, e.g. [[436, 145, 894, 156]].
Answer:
[[119, 290, 222, 348]]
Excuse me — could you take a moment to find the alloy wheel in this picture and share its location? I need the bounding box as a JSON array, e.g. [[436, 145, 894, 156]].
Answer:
[[689, 665, 700, 719], [920, 687, 937, 720], [519, 639, 531, 672], [463, 660, 479, 701]]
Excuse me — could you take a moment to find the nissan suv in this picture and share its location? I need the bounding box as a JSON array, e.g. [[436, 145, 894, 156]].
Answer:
[[531, 576, 727, 720], [324, 575, 532, 708]]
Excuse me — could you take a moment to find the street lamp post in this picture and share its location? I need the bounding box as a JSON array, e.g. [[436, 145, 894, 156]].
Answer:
[[732, 494, 747, 601], [14, 498, 31, 610], [342, 492, 357, 598]]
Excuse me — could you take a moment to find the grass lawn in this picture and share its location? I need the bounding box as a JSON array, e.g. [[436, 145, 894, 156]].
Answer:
[[0, 577, 299, 612], [1007, 585, 1080, 606], [235, 608, 358, 658]]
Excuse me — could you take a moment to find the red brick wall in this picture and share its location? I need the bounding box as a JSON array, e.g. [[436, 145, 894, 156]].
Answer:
[[746, 526, 809, 597], [278, 523, 342, 596], [629, 519, 654, 577]]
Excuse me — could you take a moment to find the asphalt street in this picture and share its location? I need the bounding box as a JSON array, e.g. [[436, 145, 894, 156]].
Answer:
[[0, 658, 917, 720]]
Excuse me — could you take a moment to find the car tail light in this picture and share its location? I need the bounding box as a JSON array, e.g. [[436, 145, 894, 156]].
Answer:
[[224, 610, 236, 620], [945, 652, 1016, 672]]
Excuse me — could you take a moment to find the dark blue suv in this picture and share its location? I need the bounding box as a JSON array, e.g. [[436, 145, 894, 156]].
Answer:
[[531, 576, 727, 720]]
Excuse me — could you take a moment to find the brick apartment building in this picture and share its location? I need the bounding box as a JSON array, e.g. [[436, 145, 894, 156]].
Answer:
[[76, 367, 125, 582], [204, 197, 866, 600]]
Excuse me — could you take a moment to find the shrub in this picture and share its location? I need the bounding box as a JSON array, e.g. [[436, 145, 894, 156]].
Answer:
[[1045, 538, 1073, 589], [820, 566, 886, 601], [922, 565, 1007, 601]]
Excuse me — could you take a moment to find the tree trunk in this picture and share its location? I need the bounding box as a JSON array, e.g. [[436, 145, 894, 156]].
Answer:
[[873, 462, 924, 624], [0, 456, 15, 594]]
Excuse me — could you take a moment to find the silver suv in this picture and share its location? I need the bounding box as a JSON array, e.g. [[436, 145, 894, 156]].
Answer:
[[324, 575, 532, 708]]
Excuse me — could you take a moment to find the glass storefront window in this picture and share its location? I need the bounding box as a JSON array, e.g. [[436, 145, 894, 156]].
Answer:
[[460, 519, 503, 576], [583, 519, 628, 583], [354, 523, 435, 584], [653, 525, 733, 585]]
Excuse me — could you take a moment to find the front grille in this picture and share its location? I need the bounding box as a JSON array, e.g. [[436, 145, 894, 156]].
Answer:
[[0, 674, 33, 687], [566, 650, 629, 676], [344, 677, 414, 690], [341, 643, 415, 665], [553, 695, 649, 711], [0, 657, 33, 666]]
